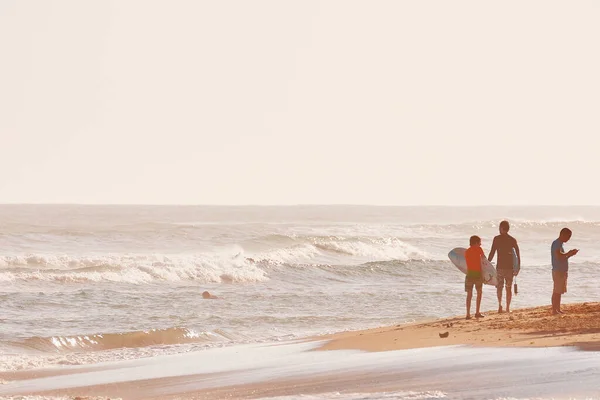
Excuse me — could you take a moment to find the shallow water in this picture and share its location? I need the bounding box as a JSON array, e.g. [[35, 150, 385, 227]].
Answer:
[[1, 341, 599, 399]]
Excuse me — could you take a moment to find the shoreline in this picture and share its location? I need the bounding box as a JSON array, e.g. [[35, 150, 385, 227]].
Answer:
[[1, 302, 599, 399]]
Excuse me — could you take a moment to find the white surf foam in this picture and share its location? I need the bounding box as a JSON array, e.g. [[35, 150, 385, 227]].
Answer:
[[0, 253, 268, 284]]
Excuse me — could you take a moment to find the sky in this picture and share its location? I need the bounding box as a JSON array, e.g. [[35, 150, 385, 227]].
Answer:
[[1, 1, 599, 205]]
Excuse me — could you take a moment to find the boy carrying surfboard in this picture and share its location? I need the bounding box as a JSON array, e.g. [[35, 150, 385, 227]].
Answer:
[[465, 235, 485, 319]]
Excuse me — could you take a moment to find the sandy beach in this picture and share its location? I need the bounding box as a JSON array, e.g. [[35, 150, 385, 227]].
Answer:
[[2, 302, 599, 399], [318, 302, 600, 352]]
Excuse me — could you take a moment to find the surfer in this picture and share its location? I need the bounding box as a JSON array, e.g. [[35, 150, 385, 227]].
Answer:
[[465, 235, 485, 319], [551, 228, 578, 315], [202, 291, 218, 299], [488, 221, 521, 313]]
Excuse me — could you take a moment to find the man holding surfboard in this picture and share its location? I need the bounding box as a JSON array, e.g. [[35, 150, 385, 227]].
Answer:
[[488, 221, 521, 313]]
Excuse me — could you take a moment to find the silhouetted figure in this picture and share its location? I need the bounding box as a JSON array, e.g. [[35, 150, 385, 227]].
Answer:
[[488, 220, 521, 313], [551, 228, 578, 314], [465, 235, 485, 320]]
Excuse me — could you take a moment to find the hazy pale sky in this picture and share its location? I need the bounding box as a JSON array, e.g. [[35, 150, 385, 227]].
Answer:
[[1, 1, 598, 205]]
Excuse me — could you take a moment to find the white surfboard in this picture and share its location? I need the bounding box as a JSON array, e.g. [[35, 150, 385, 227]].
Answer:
[[448, 247, 497, 286], [512, 248, 520, 275]]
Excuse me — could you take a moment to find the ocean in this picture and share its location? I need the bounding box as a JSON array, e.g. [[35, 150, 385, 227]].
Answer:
[[1, 205, 599, 376]]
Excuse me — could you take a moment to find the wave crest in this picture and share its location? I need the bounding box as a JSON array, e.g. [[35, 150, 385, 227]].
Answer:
[[0, 253, 268, 284], [250, 236, 428, 265], [9, 327, 224, 353], [0, 236, 430, 284]]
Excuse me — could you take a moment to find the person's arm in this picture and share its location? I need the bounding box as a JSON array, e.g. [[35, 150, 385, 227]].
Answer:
[[488, 237, 497, 261], [555, 246, 577, 260], [513, 239, 521, 276]]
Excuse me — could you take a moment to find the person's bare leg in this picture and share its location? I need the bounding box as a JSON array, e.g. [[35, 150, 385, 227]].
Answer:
[[551, 293, 558, 314], [475, 288, 483, 317], [506, 285, 512, 313], [557, 293, 563, 314], [466, 291, 472, 319], [497, 282, 503, 313]]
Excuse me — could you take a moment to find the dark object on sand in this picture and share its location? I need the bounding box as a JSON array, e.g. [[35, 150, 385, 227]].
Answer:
[[439, 332, 449, 338]]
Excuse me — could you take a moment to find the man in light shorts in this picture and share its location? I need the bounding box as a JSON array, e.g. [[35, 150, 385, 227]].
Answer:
[[551, 228, 578, 315], [488, 220, 520, 313]]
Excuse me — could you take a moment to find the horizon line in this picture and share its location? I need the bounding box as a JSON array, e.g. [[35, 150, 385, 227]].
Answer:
[[0, 203, 598, 207]]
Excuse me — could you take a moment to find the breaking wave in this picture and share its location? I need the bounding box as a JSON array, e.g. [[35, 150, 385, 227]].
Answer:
[[0, 235, 430, 283], [8, 327, 225, 353], [0, 253, 268, 284]]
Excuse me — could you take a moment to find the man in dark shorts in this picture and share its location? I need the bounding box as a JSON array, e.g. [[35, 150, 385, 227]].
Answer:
[[551, 228, 578, 314], [488, 220, 521, 313], [465, 235, 485, 319]]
